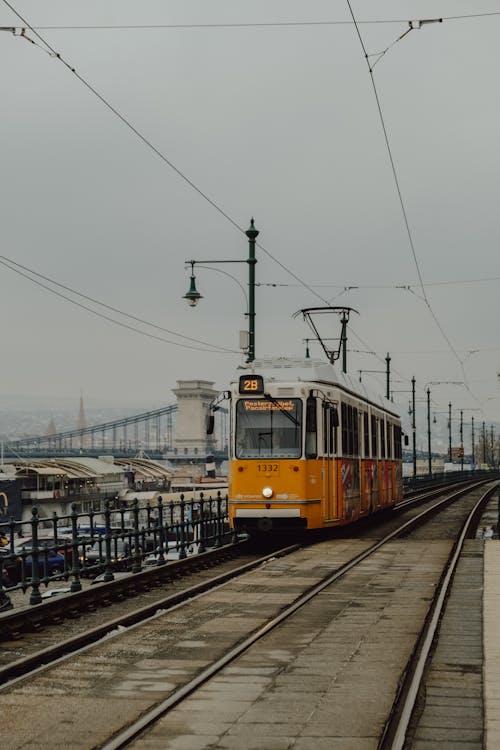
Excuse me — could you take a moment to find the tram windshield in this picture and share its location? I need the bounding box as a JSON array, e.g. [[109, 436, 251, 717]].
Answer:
[[235, 398, 302, 459]]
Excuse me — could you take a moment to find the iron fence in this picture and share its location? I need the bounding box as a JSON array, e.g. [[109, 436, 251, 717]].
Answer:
[[0, 492, 230, 609]]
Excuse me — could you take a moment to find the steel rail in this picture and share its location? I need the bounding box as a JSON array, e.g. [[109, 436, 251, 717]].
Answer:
[[0, 543, 299, 686], [98, 480, 493, 750], [0, 480, 469, 638], [380, 481, 498, 749], [0, 480, 487, 688]]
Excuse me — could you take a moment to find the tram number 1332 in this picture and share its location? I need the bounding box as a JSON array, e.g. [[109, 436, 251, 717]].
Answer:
[[257, 464, 279, 473]]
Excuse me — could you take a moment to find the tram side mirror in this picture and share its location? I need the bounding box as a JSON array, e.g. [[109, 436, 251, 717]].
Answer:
[[331, 407, 339, 429], [206, 414, 215, 435], [404, 434, 409, 446]]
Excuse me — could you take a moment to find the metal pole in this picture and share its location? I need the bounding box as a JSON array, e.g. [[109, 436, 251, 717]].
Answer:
[[491, 425, 495, 468], [341, 311, 348, 374], [483, 421, 486, 464], [245, 218, 259, 363], [460, 410, 463, 471], [412, 377, 416, 477], [386, 353, 391, 401], [471, 416, 475, 468], [427, 387, 432, 476], [448, 402, 452, 461]]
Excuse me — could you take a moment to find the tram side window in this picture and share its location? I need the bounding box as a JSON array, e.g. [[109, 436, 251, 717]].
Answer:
[[371, 415, 377, 458], [348, 405, 353, 454], [380, 419, 386, 458], [341, 403, 348, 455], [331, 408, 338, 454], [341, 403, 359, 457], [305, 396, 317, 458], [394, 425, 402, 459], [388, 423, 394, 459], [352, 407, 359, 456], [363, 412, 370, 458]]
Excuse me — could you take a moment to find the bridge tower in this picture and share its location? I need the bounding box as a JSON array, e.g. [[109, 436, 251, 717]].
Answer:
[[171, 380, 217, 459]]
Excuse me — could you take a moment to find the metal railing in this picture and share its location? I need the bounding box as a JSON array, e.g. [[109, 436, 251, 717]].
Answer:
[[403, 468, 499, 492], [0, 492, 230, 609]]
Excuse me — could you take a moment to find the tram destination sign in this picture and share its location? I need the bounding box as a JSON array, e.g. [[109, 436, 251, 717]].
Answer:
[[239, 374, 264, 394], [242, 399, 295, 412]]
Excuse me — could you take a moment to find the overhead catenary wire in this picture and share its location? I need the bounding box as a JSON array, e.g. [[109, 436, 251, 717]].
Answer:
[[0, 0, 327, 312], [0, 2, 492, 402], [343, 0, 479, 402], [8, 11, 500, 30], [0, 257, 240, 354], [257, 276, 500, 289], [0, 255, 238, 353]]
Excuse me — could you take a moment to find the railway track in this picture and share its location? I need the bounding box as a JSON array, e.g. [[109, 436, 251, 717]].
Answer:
[[1, 479, 496, 749], [0, 478, 479, 659]]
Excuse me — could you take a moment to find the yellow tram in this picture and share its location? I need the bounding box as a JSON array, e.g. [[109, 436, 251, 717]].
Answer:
[[227, 358, 403, 533]]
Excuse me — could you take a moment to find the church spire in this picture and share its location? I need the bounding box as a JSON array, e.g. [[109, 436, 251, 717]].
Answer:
[[46, 414, 57, 436], [77, 391, 86, 431]]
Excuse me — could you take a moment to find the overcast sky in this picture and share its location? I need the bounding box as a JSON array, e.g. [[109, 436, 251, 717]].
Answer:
[[1, 0, 499, 436]]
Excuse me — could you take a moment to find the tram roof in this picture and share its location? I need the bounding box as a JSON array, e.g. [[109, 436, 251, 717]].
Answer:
[[239, 357, 400, 418]]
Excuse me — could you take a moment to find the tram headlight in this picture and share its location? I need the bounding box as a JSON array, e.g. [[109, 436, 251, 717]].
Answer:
[[262, 486, 274, 499]]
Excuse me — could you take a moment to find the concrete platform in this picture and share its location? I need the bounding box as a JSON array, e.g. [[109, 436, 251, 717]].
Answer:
[[484, 541, 500, 749]]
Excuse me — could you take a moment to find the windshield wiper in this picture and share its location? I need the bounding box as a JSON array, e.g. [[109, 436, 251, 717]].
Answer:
[[263, 393, 299, 426]]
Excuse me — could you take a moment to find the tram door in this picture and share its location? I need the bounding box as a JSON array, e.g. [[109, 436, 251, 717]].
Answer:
[[322, 404, 338, 521]]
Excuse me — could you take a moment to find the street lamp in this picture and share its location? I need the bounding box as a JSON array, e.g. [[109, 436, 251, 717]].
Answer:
[[358, 353, 392, 400], [424, 381, 464, 476], [183, 219, 259, 362]]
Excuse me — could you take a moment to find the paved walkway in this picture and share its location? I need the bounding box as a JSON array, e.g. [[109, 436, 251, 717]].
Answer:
[[484, 541, 500, 749]]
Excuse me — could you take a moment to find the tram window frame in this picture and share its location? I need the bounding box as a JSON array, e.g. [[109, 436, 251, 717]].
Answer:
[[323, 402, 338, 456], [348, 405, 353, 455], [331, 407, 338, 454], [394, 425, 402, 459], [340, 402, 360, 457], [305, 396, 318, 459], [363, 412, 370, 458], [341, 402, 348, 455], [353, 407, 359, 457], [371, 415, 377, 458]]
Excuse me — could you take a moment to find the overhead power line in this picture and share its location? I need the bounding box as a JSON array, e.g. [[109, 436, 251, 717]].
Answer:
[[1, 0, 328, 312], [0, 256, 240, 354], [4, 12, 499, 30], [258, 276, 500, 290], [343, 0, 478, 402]]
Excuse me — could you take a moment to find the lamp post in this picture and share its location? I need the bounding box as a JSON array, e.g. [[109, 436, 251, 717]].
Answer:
[[460, 409, 463, 471], [458, 408, 481, 470], [448, 402, 452, 461], [471, 416, 475, 468], [183, 218, 259, 362], [412, 376, 416, 478], [427, 387, 432, 475], [423, 381, 464, 477], [482, 421, 486, 464], [358, 353, 391, 400]]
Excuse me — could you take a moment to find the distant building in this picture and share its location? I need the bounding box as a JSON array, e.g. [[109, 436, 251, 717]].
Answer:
[[46, 415, 57, 436], [169, 380, 217, 459], [0, 456, 173, 523]]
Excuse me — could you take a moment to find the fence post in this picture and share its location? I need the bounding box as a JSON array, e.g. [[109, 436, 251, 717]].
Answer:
[[0, 529, 12, 609], [69, 503, 82, 593], [198, 493, 206, 553], [132, 498, 142, 574], [212, 493, 222, 548], [156, 496, 166, 565], [29, 507, 42, 605], [179, 496, 187, 559], [103, 498, 114, 582]]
